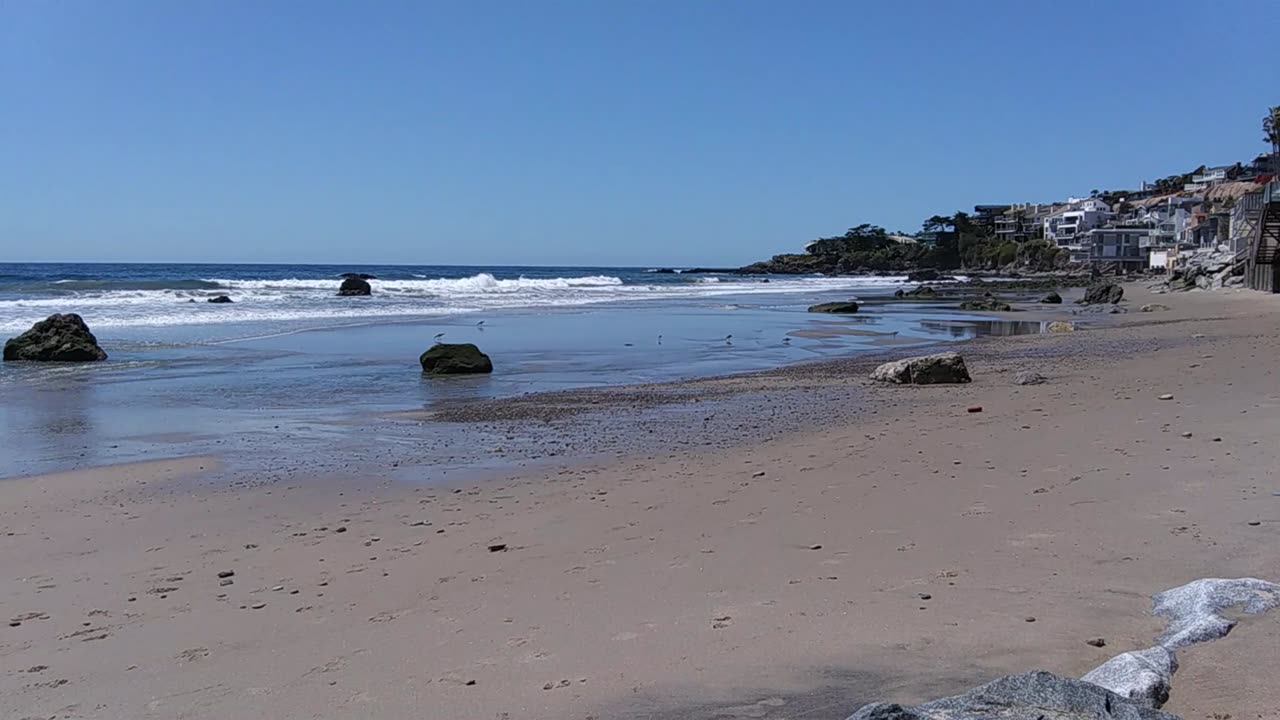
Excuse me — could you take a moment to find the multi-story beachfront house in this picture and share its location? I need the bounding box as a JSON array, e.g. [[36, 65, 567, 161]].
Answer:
[[1044, 198, 1112, 260], [972, 205, 1011, 236], [1085, 225, 1149, 271], [994, 203, 1055, 244]]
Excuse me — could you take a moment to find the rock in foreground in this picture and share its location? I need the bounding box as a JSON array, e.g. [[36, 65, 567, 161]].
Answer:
[[847, 671, 1177, 720], [1080, 282, 1123, 305], [871, 352, 970, 385], [808, 301, 859, 314], [420, 343, 493, 375], [1040, 291, 1062, 304], [207, 295, 233, 304], [1047, 321, 1075, 333], [4, 314, 108, 362], [338, 278, 372, 296]]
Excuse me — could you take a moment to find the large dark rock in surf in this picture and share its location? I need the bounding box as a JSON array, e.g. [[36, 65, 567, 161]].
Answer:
[[1079, 282, 1123, 305], [207, 295, 233, 304], [894, 284, 939, 300], [420, 343, 493, 375], [4, 313, 108, 362], [846, 671, 1177, 720], [870, 352, 970, 384], [958, 297, 1012, 312], [906, 269, 942, 282], [1040, 291, 1063, 304], [338, 277, 372, 296], [808, 301, 860, 314]]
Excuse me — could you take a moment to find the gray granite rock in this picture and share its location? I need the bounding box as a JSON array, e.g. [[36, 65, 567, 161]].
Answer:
[[870, 352, 970, 385], [1152, 577, 1280, 649], [1012, 371, 1045, 386], [847, 671, 1177, 720], [1081, 646, 1177, 708]]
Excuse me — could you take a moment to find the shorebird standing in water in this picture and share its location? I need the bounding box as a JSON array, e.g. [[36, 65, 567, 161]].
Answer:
[[657, 334, 663, 345]]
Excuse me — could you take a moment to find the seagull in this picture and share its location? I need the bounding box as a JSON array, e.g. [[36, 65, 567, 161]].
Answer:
[[724, 334, 733, 346], [783, 337, 791, 344], [657, 334, 663, 345], [476, 320, 485, 328], [433, 332, 446, 343]]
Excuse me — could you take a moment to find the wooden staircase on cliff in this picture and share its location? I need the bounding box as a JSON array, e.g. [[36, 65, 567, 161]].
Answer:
[[1247, 180, 1280, 292]]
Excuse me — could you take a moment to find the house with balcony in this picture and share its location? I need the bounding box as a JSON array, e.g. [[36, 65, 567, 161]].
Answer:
[[994, 203, 1056, 244], [1044, 198, 1112, 258], [1085, 226, 1149, 271]]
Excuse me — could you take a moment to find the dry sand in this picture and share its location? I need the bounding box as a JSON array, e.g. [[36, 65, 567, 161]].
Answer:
[[3, 285, 1279, 720]]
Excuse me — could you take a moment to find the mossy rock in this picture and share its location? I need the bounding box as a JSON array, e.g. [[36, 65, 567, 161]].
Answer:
[[420, 343, 493, 375]]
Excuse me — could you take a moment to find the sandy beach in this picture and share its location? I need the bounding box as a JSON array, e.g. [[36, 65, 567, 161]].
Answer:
[[3, 285, 1279, 720]]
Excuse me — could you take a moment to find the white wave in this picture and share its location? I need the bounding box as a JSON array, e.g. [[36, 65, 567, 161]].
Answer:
[[0, 273, 912, 333], [202, 273, 625, 294]]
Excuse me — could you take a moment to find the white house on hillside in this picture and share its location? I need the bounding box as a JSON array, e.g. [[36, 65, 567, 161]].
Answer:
[[1044, 197, 1113, 253]]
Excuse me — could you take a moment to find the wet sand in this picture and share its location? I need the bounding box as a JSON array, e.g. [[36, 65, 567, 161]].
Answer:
[[2, 285, 1279, 719]]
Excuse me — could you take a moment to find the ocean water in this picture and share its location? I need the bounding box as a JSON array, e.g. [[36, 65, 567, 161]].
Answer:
[[0, 263, 1028, 478]]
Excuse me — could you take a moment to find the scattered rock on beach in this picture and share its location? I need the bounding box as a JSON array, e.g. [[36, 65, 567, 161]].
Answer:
[[1046, 321, 1075, 333], [848, 671, 1177, 720], [1013, 371, 1045, 386], [337, 277, 372, 296], [1081, 646, 1176, 709], [1140, 303, 1170, 313], [421, 343, 494, 375], [807, 301, 860, 314], [870, 352, 970, 385], [1079, 282, 1124, 305], [1040, 291, 1062, 304], [207, 295, 233, 304], [3, 314, 108, 362], [1086, 637, 1107, 647], [958, 297, 1012, 312], [906, 269, 941, 282]]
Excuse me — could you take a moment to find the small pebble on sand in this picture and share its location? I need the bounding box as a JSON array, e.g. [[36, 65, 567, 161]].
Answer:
[[1086, 638, 1107, 647], [1158, 394, 1174, 400]]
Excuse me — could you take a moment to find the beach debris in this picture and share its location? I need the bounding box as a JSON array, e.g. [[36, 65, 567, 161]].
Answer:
[[807, 301, 859, 314], [1086, 637, 1107, 647], [337, 277, 372, 296], [420, 343, 494, 375], [1024, 616, 1036, 623], [1079, 281, 1124, 305], [1157, 394, 1174, 401], [207, 295, 233, 304], [487, 543, 508, 553], [219, 578, 233, 587], [917, 593, 932, 600], [1040, 291, 1062, 304], [1180, 431, 1192, 438], [870, 352, 971, 385], [847, 671, 1177, 720], [216, 570, 235, 579], [3, 313, 108, 362], [966, 406, 983, 413], [1248, 521, 1261, 526], [751, 470, 766, 477], [250, 602, 266, 610], [807, 544, 823, 550], [334, 526, 347, 533], [1046, 320, 1075, 333], [1013, 371, 1045, 386], [1140, 303, 1170, 313], [1082, 645, 1176, 709]]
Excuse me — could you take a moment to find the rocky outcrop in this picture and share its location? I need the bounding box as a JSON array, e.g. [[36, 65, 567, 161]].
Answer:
[[808, 301, 859, 314], [4, 313, 108, 362], [1040, 291, 1062, 304], [958, 297, 1012, 312], [894, 285, 938, 299], [1080, 282, 1123, 305], [207, 295, 233, 304], [847, 671, 1176, 720], [870, 352, 970, 385], [420, 343, 493, 375], [337, 278, 372, 296]]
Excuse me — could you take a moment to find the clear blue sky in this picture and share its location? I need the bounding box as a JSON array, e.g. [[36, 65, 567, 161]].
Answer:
[[3, 1, 1277, 266]]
